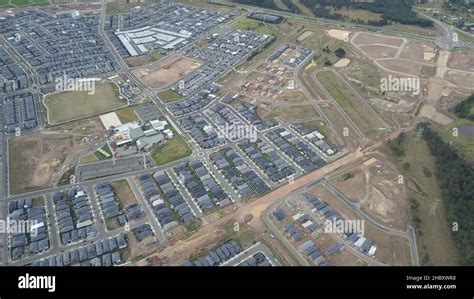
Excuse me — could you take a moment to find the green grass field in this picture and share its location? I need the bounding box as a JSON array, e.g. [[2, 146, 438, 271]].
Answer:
[[44, 82, 127, 124], [94, 144, 112, 160], [232, 18, 282, 38], [382, 131, 460, 265], [151, 135, 192, 166], [125, 51, 166, 68], [157, 89, 184, 103], [115, 107, 139, 124], [332, 7, 382, 22], [430, 118, 474, 161], [316, 70, 383, 138], [11, 0, 30, 5]]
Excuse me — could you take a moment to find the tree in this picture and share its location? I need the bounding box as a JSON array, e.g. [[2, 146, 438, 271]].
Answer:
[[335, 47, 346, 58]]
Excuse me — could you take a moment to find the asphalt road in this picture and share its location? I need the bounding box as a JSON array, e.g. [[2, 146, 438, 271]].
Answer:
[[220, 242, 281, 266]]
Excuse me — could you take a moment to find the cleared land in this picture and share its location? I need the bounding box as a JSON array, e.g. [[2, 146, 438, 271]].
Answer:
[[352, 32, 404, 47], [331, 155, 409, 230], [151, 135, 192, 166], [359, 45, 398, 59], [44, 83, 127, 125], [316, 70, 383, 138], [448, 49, 474, 72], [264, 104, 319, 122], [378, 59, 423, 76], [112, 179, 137, 207], [133, 56, 202, 89], [399, 40, 437, 62], [9, 117, 107, 194]]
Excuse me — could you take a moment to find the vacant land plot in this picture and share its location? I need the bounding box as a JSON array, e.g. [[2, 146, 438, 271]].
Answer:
[[327, 29, 351, 42], [125, 51, 166, 68], [44, 83, 127, 125], [79, 154, 98, 164], [265, 104, 319, 122], [297, 31, 313, 42], [448, 49, 474, 72], [277, 91, 309, 104], [112, 179, 137, 207], [115, 107, 139, 124], [446, 71, 474, 88], [316, 71, 383, 138], [318, 103, 359, 148], [9, 117, 106, 194], [352, 32, 404, 47], [359, 45, 398, 59], [400, 40, 437, 62], [133, 56, 202, 89], [332, 8, 382, 22], [157, 89, 185, 103], [378, 59, 423, 76], [382, 131, 459, 265], [151, 135, 192, 166], [232, 18, 282, 38], [385, 23, 442, 37], [331, 156, 408, 230]]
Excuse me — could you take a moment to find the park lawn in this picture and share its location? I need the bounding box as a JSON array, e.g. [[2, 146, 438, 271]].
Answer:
[[44, 83, 127, 124], [151, 135, 192, 166]]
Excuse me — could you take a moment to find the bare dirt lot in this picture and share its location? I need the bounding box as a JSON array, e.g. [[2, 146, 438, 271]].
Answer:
[[330, 155, 409, 230], [446, 70, 474, 89], [9, 117, 107, 194], [378, 59, 423, 76], [327, 29, 351, 42], [307, 184, 410, 265], [359, 45, 398, 59], [352, 32, 404, 47], [448, 49, 474, 72], [399, 40, 437, 62], [133, 56, 202, 89]]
